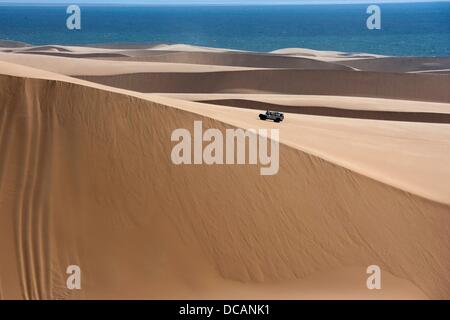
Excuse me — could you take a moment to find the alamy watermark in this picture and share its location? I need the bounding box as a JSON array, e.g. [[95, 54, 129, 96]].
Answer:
[[66, 265, 81, 290], [170, 121, 279, 176], [367, 5, 381, 30], [66, 5, 81, 30], [366, 265, 382, 290]]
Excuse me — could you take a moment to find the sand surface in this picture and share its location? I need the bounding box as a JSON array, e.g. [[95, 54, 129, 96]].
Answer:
[[0, 43, 449, 300]]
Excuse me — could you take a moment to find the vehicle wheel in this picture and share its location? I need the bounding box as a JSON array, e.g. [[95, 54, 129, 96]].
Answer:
[[274, 118, 280, 123], [260, 116, 266, 120]]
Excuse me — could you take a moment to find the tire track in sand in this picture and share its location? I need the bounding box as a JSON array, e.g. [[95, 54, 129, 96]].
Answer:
[[13, 78, 52, 299]]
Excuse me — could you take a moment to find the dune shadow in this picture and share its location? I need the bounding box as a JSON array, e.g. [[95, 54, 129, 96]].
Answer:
[[18, 51, 130, 59], [200, 99, 450, 124]]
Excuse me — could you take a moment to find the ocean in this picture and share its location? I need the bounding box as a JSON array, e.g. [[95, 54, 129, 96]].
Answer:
[[0, 2, 449, 56]]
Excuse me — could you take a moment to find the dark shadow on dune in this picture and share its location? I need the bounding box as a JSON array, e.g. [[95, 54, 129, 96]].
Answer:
[[77, 69, 450, 103], [201, 99, 450, 124], [19, 45, 73, 53], [93, 50, 353, 70], [17, 51, 130, 59]]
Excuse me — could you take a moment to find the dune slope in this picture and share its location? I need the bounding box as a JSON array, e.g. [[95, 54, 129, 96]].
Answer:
[[0, 73, 449, 300]]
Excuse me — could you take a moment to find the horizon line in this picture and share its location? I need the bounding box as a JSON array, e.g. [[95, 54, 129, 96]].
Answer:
[[1, 0, 450, 5]]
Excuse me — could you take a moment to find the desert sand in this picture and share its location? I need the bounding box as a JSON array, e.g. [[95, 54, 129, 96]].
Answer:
[[0, 43, 449, 300]]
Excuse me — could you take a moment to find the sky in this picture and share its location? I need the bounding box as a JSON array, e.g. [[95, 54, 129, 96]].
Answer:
[[0, 0, 449, 4]]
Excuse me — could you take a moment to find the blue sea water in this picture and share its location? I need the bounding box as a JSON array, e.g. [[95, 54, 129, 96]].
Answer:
[[0, 3, 449, 56]]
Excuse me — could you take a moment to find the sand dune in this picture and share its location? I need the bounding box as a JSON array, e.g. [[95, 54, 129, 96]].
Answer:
[[271, 47, 385, 61], [198, 98, 450, 123], [0, 53, 257, 76], [149, 95, 450, 206], [2, 60, 448, 205], [19, 45, 73, 53], [0, 44, 449, 300], [17, 51, 131, 59], [78, 69, 450, 103], [5, 45, 445, 102], [338, 56, 450, 74], [1, 73, 448, 299], [1, 44, 353, 69], [93, 51, 353, 70], [412, 69, 450, 75], [3, 42, 449, 74], [3, 52, 447, 103], [158, 93, 450, 114]]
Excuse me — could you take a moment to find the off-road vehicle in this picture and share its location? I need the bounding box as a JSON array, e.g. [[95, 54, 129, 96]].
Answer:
[[259, 110, 284, 123]]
